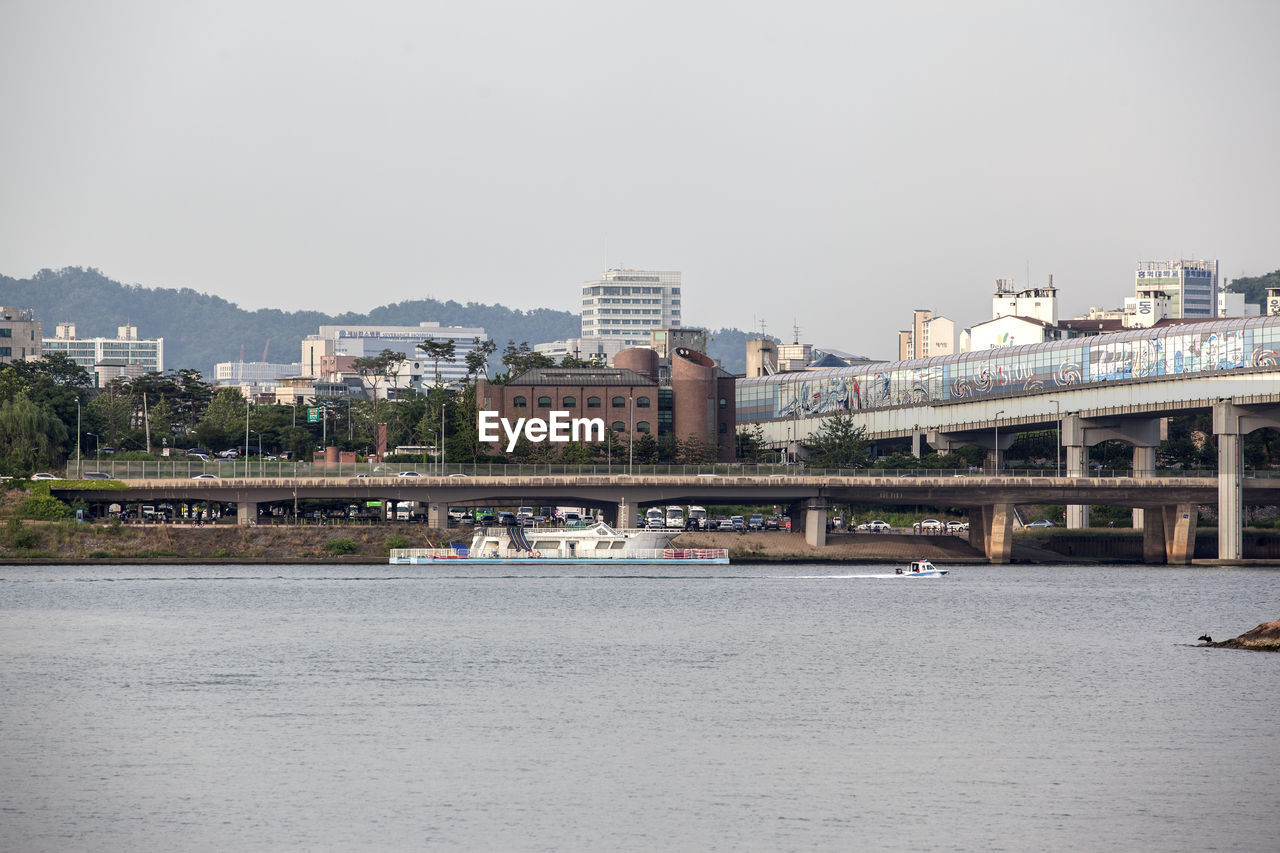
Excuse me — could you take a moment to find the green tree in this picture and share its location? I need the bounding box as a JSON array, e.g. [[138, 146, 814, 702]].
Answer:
[[804, 412, 870, 468], [0, 393, 69, 475], [497, 341, 555, 381], [196, 387, 248, 451], [464, 337, 496, 380], [417, 338, 457, 386], [736, 424, 768, 462]]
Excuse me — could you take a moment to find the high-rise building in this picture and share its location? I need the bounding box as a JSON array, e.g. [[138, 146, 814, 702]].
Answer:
[[1134, 259, 1218, 319], [0, 307, 41, 364], [580, 269, 681, 346], [42, 323, 162, 376], [898, 309, 956, 360]]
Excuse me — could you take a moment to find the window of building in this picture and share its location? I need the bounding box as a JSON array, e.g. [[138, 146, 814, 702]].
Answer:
[[0, 328, 10, 338], [612, 396, 626, 407], [611, 421, 626, 432], [636, 396, 651, 408], [513, 396, 527, 407], [537, 396, 552, 407], [719, 397, 728, 409], [588, 396, 601, 408], [562, 396, 576, 407], [636, 421, 651, 433], [719, 422, 728, 434]]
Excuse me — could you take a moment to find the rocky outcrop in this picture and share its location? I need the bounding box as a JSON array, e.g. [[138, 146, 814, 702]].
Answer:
[[1207, 620, 1280, 651]]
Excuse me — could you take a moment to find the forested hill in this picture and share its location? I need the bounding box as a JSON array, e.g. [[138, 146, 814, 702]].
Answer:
[[1225, 269, 1280, 308], [0, 267, 750, 376]]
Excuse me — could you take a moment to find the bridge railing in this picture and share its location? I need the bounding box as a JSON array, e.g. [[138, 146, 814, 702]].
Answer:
[[61, 459, 1248, 480]]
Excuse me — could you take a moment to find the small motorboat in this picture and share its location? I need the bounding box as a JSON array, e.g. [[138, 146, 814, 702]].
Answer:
[[895, 559, 948, 577]]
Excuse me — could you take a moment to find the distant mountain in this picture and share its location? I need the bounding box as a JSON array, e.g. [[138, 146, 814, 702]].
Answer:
[[1225, 269, 1280, 309], [0, 267, 750, 376]]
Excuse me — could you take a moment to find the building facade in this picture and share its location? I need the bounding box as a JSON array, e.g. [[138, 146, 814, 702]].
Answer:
[[0, 307, 41, 364], [476, 347, 735, 461], [302, 321, 486, 385], [215, 361, 304, 386], [43, 323, 163, 377], [580, 269, 682, 345], [898, 309, 956, 360], [1135, 259, 1217, 319]]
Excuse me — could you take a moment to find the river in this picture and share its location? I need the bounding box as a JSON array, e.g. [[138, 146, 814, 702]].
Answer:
[[2, 562, 1278, 851]]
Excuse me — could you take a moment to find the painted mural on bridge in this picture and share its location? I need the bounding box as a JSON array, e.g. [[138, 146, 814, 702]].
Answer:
[[737, 318, 1280, 422]]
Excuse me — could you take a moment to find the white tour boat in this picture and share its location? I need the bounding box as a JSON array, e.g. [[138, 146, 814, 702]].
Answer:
[[390, 520, 729, 565]]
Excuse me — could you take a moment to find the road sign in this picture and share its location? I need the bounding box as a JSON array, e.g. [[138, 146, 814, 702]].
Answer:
[[307, 408, 320, 423]]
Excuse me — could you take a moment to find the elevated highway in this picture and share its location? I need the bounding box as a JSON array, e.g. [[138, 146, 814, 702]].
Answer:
[[60, 472, 1280, 565]]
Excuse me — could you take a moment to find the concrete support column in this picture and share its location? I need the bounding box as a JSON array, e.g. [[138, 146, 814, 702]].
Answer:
[[236, 501, 258, 526], [1162, 503, 1198, 565], [1131, 445, 1156, 528], [615, 496, 640, 529], [1141, 508, 1166, 564], [1064, 442, 1090, 529], [911, 429, 922, 458], [1213, 402, 1244, 562], [427, 502, 446, 529], [804, 499, 828, 547], [982, 503, 1014, 564]]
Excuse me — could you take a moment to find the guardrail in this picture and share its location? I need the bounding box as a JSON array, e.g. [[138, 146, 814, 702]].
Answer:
[[390, 547, 731, 562], [56, 460, 1254, 480]]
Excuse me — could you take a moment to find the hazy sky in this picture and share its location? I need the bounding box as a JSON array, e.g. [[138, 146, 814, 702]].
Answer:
[[3, 0, 1277, 358]]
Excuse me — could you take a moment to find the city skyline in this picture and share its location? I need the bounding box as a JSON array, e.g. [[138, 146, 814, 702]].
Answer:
[[2, 1, 1277, 347]]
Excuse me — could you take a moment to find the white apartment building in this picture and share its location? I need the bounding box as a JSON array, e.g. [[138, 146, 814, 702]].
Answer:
[[302, 321, 486, 385], [1217, 291, 1260, 318], [898, 309, 956, 360], [43, 322, 162, 376], [580, 269, 682, 346], [215, 361, 305, 387], [533, 336, 629, 363], [992, 276, 1059, 325], [1135, 259, 1217, 319]]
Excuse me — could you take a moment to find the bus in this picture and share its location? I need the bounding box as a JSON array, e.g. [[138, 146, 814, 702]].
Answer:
[[687, 506, 708, 530], [644, 508, 665, 529], [664, 506, 686, 530]]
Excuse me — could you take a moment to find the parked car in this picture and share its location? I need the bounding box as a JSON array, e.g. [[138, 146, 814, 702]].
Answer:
[[858, 520, 891, 532], [717, 517, 733, 530], [396, 470, 423, 478], [747, 513, 765, 531], [497, 511, 517, 525], [80, 472, 112, 480], [946, 520, 968, 533], [731, 515, 745, 531], [30, 473, 61, 480], [764, 515, 781, 530], [191, 474, 219, 480], [1026, 519, 1055, 528], [913, 518, 943, 531]]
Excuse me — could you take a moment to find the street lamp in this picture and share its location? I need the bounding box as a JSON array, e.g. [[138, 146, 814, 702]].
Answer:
[[1050, 400, 1061, 477], [628, 394, 634, 476], [250, 429, 261, 475], [86, 432, 99, 467], [993, 410, 1005, 473]]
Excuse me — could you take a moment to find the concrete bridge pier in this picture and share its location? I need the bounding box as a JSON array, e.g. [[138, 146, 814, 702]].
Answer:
[[1142, 503, 1199, 564], [614, 496, 640, 529], [969, 504, 1013, 564], [1213, 401, 1280, 561], [1062, 415, 1164, 531], [1131, 445, 1155, 529], [926, 428, 1014, 472], [427, 502, 446, 528], [237, 500, 258, 526], [803, 499, 828, 547]]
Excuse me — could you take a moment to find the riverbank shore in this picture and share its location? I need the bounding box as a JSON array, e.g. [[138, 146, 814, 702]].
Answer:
[[3, 520, 1278, 565]]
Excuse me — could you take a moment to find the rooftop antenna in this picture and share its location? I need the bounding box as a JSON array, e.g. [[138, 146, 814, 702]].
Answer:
[[759, 318, 768, 339], [792, 320, 801, 345]]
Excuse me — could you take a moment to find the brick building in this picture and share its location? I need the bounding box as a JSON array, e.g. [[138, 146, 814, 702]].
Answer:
[[475, 347, 736, 461]]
